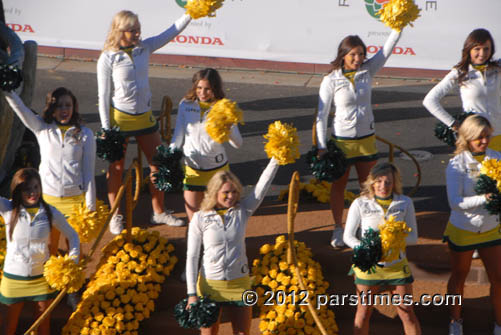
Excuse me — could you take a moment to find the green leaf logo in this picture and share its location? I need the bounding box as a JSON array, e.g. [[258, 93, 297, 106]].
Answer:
[[176, 0, 188, 8], [365, 0, 390, 19]]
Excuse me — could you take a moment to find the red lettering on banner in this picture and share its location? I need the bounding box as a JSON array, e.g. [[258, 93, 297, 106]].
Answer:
[[171, 35, 224, 46], [366, 45, 416, 56], [6, 23, 35, 33]]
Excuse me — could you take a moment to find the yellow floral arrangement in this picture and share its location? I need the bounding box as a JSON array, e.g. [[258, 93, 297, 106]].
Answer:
[[0, 216, 6, 279], [480, 158, 501, 191], [278, 179, 356, 205], [205, 98, 244, 144], [62, 228, 178, 335], [67, 200, 109, 243], [44, 254, 85, 294], [185, 0, 224, 19], [379, 215, 411, 262], [378, 0, 421, 32], [252, 235, 339, 335], [263, 121, 300, 165]]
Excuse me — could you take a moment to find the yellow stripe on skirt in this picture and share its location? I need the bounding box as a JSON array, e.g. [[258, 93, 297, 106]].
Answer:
[[43, 193, 85, 218], [349, 258, 413, 286], [0, 273, 57, 304], [111, 107, 158, 137], [443, 221, 501, 251], [184, 164, 229, 191], [332, 134, 378, 163], [197, 275, 252, 303]]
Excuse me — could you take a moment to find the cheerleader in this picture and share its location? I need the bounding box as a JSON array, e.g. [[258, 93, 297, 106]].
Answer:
[[170, 68, 242, 221], [97, 10, 192, 234], [316, 28, 401, 248], [343, 162, 420, 335], [423, 29, 501, 150], [4, 88, 95, 254], [0, 168, 80, 335], [186, 158, 279, 335], [443, 115, 501, 335]]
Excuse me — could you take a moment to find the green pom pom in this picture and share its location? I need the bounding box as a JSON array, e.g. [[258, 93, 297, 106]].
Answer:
[[0, 64, 23, 92], [434, 111, 475, 146], [152, 145, 184, 192], [475, 174, 501, 215], [174, 297, 220, 329], [352, 228, 382, 273], [96, 127, 126, 163], [306, 139, 348, 181]]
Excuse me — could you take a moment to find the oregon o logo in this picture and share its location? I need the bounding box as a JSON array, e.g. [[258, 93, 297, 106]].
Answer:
[[365, 0, 390, 19], [175, 0, 187, 8]]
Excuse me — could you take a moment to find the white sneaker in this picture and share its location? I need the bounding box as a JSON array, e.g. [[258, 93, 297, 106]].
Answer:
[[109, 214, 124, 235], [449, 319, 463, 335], [330, 226, 345, 249], [494, 322, 501, 335], [472, 249, 480, 259], [151, 212, 185, 227]]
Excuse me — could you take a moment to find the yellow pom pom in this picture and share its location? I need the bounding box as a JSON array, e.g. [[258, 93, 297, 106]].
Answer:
[[379, 215, 412, 262], [205, 98, 243, 143], [185, 0, 224, 19], [263, 121, 300, 165], [378, 0, 421, 32], [44, 254, 85, 293], [67, 200, 109, 243]]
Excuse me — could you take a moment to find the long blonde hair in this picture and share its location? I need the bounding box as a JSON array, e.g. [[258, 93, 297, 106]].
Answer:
[[360, 162, 403, 199], [102, 10, 139, 52], [454, 114, 493, 155], [200, 170, 243, 212]]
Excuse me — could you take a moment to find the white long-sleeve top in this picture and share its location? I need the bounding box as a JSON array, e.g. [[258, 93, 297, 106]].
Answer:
[[446, 148, 501, 232], [316, 30, 401, 148], [170, 99, 242, 170], [423, 64, 501, 135], [186, 158, 279, 295], [5, 92, 96, 211], [97, 14, 192, 129], [0, 197, 80, 277], [343, 193, 418, 266]]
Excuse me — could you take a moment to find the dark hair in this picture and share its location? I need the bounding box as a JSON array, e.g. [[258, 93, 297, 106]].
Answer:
[[9, 168, 52, 240], [329, 35, 367, 72], [455, 29, 498, 85], [184, 68, 225, 102], [42, 87, 82, 129]]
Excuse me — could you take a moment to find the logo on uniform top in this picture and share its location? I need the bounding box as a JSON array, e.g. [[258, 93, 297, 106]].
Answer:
[[175, 0, 188, 8], [364, 0, 390, 19]]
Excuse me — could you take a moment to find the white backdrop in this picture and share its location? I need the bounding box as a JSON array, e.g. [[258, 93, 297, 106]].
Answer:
[[5, 0, 501, 70]]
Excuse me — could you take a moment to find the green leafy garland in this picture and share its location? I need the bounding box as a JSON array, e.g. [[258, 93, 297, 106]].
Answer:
[[96, 127, 126, 163], [352, 228, 383, 273], [151, 145, 184, 192], [0, 64, 23, 92], [434, 111, 475, 146], [306, 139, 347, 181], [174, 296, 220, 329]]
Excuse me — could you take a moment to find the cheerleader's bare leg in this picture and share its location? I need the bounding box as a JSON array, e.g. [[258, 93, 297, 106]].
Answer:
[[5, 302, 23, 335], [353, 284, 379, 335], [227, 305, 252, 335], [392, 284, 421, 335], [447, 249, 474, 321], [478, 245, 501, 326], [330, 166, 351, 228], [184, 190, 205, 222]]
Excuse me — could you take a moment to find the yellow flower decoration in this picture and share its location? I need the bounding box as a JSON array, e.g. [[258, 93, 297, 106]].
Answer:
[[480, 158, 501, 191], [263, 121, 300, 165], [205, 98, 244, 143], [44, 254, 85, 293], [67, 200, 109, 243], [185, 0, 224, 19], [378, 0, 421, 32], [379, 215, 411, 262]]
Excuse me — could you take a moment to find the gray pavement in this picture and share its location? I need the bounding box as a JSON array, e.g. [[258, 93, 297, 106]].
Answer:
[[32, 56, 458, 213]]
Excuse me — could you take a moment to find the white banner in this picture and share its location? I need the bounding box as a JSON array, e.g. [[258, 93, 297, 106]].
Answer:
[[5, 0, 501, 71]]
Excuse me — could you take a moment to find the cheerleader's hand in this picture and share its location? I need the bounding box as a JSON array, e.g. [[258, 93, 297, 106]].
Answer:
[[485, 193, 493, 201], [317, 148, 327, 159], [186, 296, 199, 310], [451, 121, 459, 133]]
